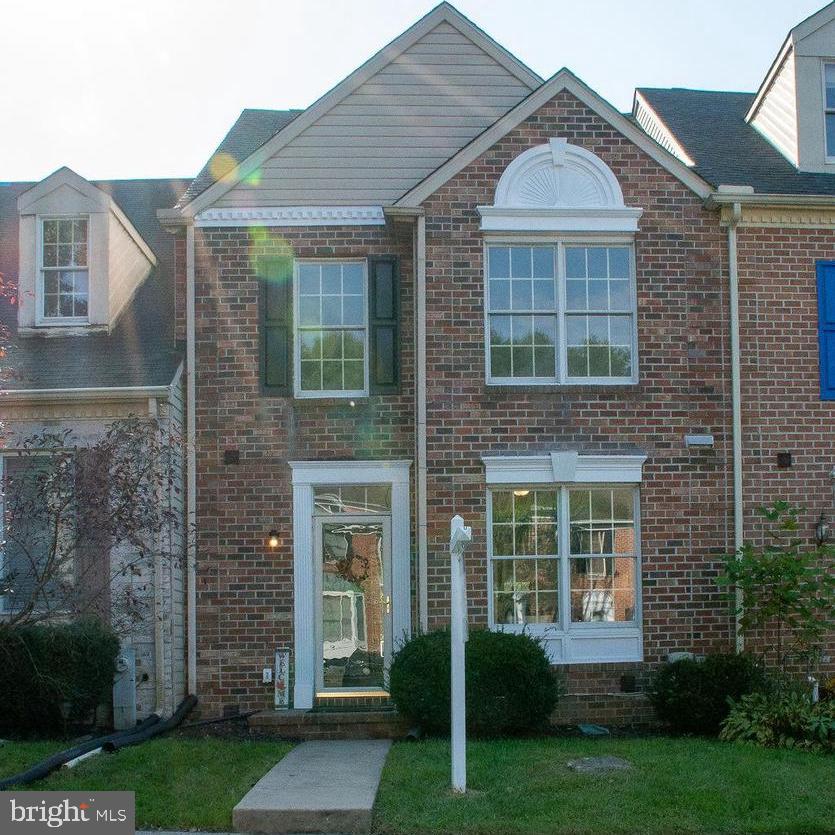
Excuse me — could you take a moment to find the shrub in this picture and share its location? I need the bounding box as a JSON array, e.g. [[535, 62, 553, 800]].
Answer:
[[650, 652, 767, 735], [0, 619, 120, 737], [720, 690, 835, 752], [389, 629, 562, 737]]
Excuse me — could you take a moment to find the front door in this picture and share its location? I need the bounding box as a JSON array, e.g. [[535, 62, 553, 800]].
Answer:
[[314, 516, 392, 692]]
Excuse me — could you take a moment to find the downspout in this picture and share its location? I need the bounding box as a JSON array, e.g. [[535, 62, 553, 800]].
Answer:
[[185, 222, 198, 692], [148, 394, 166, 716], [727, 201, 745, 652], [415, 215, 428, 632]]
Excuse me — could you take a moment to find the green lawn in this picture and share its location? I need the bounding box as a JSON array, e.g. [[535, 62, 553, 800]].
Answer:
[[374, 737, 835, 835], [0, 737, 293, 831], [1, 736, 832, 834]]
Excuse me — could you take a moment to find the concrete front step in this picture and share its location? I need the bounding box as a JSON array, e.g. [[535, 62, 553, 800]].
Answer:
[[249, 709, 408, 740], [233, 739, 391, 834]]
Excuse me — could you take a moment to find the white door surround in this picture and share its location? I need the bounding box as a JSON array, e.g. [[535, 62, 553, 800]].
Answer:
[[289, 460, 411, 709]]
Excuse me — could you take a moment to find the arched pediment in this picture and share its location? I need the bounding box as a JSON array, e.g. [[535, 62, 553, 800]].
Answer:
[[478, 139, 643, 232]]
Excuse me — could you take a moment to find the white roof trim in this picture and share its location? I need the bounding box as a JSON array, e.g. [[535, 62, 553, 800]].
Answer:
[[745, 36, 794, 124], [483, 453, 647, 484], [177, 2, 542, 218], [396, 69, 713, 207], [791, 1, 835, 42], [195, 206, 386, 228]]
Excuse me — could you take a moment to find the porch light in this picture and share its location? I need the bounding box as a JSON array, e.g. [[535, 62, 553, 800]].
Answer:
[[268, 529, 279, 549], [815, 514, 831, 547], [513, 489, 530, 497]]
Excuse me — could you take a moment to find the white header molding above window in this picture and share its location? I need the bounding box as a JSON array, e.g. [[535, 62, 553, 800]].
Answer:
[[477, 139, 643, 233], [194, 206, 386, 227], [482, 452, 647, 484]]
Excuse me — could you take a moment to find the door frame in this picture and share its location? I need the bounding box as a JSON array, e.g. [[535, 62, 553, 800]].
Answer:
[[314, 515, 393, 694], [289, 460, 412, 710]]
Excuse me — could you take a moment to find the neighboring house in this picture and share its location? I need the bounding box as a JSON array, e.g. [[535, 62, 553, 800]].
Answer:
[[4, 1, 835, 727], [0, 169, 188, 720]]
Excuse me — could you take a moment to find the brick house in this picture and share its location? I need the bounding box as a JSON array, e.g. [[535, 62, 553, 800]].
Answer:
[[3, 2, 834, 726]]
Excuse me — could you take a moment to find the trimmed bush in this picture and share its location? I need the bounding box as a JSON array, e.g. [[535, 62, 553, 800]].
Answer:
[[389, 629, 562, 737], [720, 690, 835, 751], [0, 619, 119, 737], [650, 652, 767, 736]]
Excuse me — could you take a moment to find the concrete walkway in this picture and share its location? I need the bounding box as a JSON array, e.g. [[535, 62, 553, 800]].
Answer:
[[232, 739, 392, 834]]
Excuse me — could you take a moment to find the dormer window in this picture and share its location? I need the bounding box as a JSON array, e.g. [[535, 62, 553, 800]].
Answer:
[[40, 217, 89, 323], [824, 63, 835, 160]]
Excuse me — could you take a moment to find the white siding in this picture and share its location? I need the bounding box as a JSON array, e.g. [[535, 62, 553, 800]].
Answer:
[[215, 22, 533, 207], [633, 95, 693, 165], [108, 212, 153, 324], [751, 50, 799, 166]]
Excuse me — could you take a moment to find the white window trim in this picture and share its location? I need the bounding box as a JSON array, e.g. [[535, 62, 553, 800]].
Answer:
[[822, 61, 835, 164], [289, 459, 411, 709], [35, 215, 91, 327], [484, 453, 645, 664], [483, 237, 639, 387], [292, 259, 370, 399]]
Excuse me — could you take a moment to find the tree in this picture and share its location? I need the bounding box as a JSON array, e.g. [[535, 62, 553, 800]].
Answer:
[[719, 501, 835, 675], [0, 416, 182, 632]]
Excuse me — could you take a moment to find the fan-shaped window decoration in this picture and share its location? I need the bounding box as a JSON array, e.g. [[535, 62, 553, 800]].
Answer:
[[477, 139, 643, 232]]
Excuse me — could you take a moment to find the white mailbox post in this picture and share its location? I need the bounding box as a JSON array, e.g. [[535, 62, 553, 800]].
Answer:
[[449, 514, 472, 794]]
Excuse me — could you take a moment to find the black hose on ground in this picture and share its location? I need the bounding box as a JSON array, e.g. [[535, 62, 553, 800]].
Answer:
[[102, 695, 197, 752], [0, 714, 161, 789]]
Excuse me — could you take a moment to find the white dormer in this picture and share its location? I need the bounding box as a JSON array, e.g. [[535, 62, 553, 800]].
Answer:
[[746, 2, 835, 174], [16, 167, 156, 334]]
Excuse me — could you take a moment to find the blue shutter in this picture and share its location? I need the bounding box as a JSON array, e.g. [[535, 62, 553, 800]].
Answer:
[[817, 261, 835, 400]]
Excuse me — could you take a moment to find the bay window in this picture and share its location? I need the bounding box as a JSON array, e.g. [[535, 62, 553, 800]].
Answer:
[[486, 243, 636, 384], [487, 474, 642, 663]]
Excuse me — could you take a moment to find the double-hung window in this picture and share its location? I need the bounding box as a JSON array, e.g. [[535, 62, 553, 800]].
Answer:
[[486, 243, 636, 384], [296, 261, 368, 397], [825, 63, 835, 160], [40, 217, 89, 323], [261, 256, 400, 398]]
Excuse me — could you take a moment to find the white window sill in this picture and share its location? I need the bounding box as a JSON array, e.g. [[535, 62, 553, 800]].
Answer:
[[486, 377, 638, 387], [19, 324, 108, 338], [293, 389, 369, 400]]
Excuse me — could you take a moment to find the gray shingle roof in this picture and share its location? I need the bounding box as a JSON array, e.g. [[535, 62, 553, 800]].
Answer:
[[638, 88, 835, 196], [176, 109, 301, 209], [1, 177, 189, 391]]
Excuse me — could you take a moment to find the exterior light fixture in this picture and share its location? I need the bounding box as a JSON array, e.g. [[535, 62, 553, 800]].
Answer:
[[815, 514, 831, 547], [513, 489, 530, 497], [268, 529, 279, 549]]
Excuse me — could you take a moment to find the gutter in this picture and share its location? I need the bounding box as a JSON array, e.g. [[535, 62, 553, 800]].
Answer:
[[185, 223, 198, 693], [0, 385, 172, 403]]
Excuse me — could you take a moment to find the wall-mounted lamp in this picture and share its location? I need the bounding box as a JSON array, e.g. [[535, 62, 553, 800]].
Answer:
[[268, 529, 279, 549], [815, 513, 831, 547]]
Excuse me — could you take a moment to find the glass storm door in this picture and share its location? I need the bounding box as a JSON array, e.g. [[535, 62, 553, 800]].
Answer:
[[315, 516, 392, 692]]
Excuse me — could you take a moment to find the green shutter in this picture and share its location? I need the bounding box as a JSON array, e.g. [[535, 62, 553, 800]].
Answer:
[[368, 256, 400, 394], [260, 256, 293, 395]]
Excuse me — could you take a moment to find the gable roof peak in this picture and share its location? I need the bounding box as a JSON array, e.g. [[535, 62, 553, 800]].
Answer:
[[175, 2, 542, 216]]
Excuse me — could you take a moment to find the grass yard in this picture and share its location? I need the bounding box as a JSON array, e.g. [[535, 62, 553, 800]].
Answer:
[[0, 737, 293, 831], [1, 735, 832, 833], [374, 737, 835, 835]]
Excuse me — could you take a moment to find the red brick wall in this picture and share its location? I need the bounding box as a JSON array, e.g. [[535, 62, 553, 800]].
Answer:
[[736, 226, 835, 673], [191, 223, 414, 716], [174, 233, 186, 343], [420, 90, 735, 683]]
